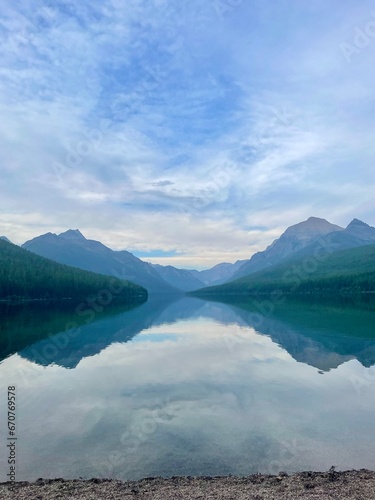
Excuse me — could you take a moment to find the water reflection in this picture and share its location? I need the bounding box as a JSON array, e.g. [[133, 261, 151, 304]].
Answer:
[[0, 298, 147, 361], [1, 295, 374, 372], [219, 295, 375, 371], [0, 295, 374, 481]]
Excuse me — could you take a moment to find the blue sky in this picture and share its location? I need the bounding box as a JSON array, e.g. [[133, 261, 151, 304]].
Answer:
[[0, 0, 374, 268]]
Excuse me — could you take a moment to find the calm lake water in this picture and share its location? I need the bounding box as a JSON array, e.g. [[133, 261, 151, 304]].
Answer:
[[1, 295, 375, 481]]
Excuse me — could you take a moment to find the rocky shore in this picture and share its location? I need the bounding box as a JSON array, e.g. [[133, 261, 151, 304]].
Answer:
[[1, 469, 375, 499]]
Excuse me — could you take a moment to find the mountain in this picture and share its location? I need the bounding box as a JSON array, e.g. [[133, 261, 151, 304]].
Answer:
[[156, 217, 375, 290], [22, 230, 179, 294], [57, 229, 86, 241], [0, 239, 147, 301], [0, 236, 11, 243], [151, 260, 247, 290], [192, 243, 375, 296], [186, 260, 247, 286], [281, 218, 375, 265], [232, 217, 344, 281], [345, 218, 375, 241], [151, 264, 205, 291]]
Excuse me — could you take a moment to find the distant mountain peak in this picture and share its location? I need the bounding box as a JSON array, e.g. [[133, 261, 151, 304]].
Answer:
[[59, 229, 86, 241], [0, 236, 11, 243], [344, 218, 375, 242], [307, 216, 327, 221], [231, 217, 344, 281], [22, 229, 179, 294], [347, 218, 369, 228], [284, 217, 343, 235]]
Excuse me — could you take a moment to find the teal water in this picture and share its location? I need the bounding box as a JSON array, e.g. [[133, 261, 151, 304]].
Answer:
[[0, 296, 375, 481]]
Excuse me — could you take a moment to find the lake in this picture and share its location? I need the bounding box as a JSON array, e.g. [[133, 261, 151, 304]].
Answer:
[[1, 295, 375, 481]]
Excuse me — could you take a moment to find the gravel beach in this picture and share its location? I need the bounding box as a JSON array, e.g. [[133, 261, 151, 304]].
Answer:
[[1, 470, 375, 499]]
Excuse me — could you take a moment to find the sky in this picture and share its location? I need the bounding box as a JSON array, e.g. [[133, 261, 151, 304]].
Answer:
[[0, 0, 375, 269]]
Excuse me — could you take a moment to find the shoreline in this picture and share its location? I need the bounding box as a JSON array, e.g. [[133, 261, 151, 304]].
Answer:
[[1, 470, 375, 499]]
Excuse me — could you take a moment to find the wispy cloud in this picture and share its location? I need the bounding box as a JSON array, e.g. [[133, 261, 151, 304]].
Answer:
[[1, 0, 374, 267]]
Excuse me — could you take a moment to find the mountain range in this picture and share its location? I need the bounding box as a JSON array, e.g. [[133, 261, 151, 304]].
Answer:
[[21, 229, 246, 293], [151, 264, 206, 291], [0, 238, 147, 301], [151, 260, 247, 290], [2, 216, 375, 295], [229, 217, 375, 281], [151, 217, 375, 292], [22, 230, 178, 295], [231, 217, 344, 280], [194, 243, 375, 295], [185, 260, 247, 286]]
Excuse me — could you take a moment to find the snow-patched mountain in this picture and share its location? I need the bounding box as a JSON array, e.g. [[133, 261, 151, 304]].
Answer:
[[232, 217, 344, 280], [22, 230, 179, 294]]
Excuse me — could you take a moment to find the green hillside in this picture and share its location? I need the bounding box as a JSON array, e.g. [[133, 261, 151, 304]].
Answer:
[[192, 244, 375, 296], [0, 240, 147, 301]]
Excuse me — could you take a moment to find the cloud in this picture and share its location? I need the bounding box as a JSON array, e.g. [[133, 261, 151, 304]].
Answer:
[[1, 0, 375, 267], [151, 180, 175, 187]]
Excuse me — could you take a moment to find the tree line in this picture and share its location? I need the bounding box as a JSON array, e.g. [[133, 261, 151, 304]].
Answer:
[[0, 240, 147, 301]]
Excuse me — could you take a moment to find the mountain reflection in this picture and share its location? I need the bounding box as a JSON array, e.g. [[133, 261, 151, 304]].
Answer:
[[0, 297, 147, 365], [219, 295, 375, 371], [1, 295, 375, 372]]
